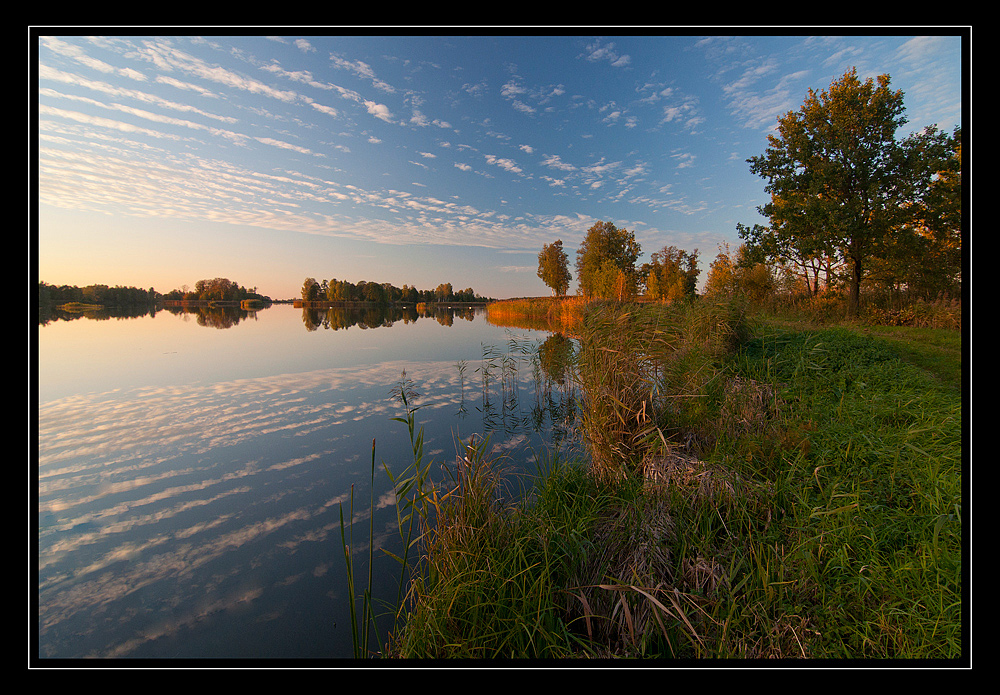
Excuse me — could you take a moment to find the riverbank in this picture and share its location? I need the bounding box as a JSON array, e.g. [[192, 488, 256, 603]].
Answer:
[[377, 298, 964, 661]]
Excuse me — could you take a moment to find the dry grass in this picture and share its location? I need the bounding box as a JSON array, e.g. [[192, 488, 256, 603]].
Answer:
[[640, 449, 739, 504], [565, 496, 691, 656]]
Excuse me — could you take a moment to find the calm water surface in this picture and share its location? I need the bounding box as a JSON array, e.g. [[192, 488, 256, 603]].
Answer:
[[36, 303, 579, 660]]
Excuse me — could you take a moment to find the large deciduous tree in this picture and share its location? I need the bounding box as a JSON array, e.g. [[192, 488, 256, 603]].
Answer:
[[575, 221, 641, 299], [748, 68, 925, 317], [435, 282, 453, 302], [537, 239, 572, 296]]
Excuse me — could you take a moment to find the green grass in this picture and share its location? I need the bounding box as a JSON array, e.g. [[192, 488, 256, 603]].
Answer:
[[390, 448, 616, 658], [849, 325, 962, 390], [372, 300, 964, 661], [715, 323, 963, 659]]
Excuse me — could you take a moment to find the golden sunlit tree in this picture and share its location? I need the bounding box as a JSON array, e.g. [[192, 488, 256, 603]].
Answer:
[[641, 245, 699, 302], [703, 243, 775, 303], [702, 245, 738, 298], [592, 258, 637, 300], [537, 239, 572, 296], [575, 221, 642, 299], [301, 277, 321, 302]]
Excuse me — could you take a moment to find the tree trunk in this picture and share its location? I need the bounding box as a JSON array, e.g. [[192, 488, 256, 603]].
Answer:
[[848, 256, 863, 318]]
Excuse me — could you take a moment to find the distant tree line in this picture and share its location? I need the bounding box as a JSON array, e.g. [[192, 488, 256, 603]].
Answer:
[[300, 277, 490, 304], [38, 281, 160, 307], [38, 277, 269, 307], [161, 277, 267, 303]]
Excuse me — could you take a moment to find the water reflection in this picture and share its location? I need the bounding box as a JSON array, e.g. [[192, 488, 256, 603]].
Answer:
[[167, 304, 262, 330], [38, 303, 163, 325], [38, 303, 263, 329], [36, 305, 579, 659], [38, 362, 425, 657], [300, 303, 480, 332], [41, 302, 496, 332]]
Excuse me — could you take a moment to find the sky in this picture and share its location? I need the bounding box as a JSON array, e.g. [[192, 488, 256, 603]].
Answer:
[[34, 30, 966, 300]]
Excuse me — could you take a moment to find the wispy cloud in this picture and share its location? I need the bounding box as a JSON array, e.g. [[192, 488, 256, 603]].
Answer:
[[484, 154, 523, 175], [39, 36, 124, 75], [39, 64, 237, 123], [582, 38, 631, 67], [137, 39, 300, 103], [329, 53, 396, 93]]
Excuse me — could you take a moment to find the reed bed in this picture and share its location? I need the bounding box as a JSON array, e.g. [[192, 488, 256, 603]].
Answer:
[[486, 296, 589, 333], [761, 291, 962, 331], [574, 298, 755, 478]]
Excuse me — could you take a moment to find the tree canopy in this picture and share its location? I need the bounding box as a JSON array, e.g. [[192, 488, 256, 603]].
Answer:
[[575, 221, 641, 299], [640, 245, 700, 302], [702, 243, 774, 302], [747, 67, 960, 315], [537, 239, 572, 296]]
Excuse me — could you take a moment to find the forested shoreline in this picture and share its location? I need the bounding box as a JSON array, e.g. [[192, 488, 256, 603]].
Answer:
[[37, 277, 271, 307], [299, 277, 492, 305]]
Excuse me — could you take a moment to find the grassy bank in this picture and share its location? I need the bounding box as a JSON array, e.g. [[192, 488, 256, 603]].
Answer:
[[374, 298, 964, 661]]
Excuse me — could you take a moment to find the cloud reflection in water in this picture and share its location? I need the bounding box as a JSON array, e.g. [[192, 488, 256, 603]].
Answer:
[[37, 350, 564, 658], [37, 359, 472, 657]]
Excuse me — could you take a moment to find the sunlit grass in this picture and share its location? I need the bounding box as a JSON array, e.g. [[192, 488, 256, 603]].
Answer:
[[486, 296, 589, 333]]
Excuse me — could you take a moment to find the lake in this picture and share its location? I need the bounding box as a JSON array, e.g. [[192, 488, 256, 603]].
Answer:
[[36, 302, 581, 660]]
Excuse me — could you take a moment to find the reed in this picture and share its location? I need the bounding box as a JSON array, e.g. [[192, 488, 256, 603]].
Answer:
[[486, 296, 589, 332], [574, 298, 755, 479], [387, 298, 765, 658], [388, 443, 620, 658], [339, 372, 445, 658], [338, 438, 378, 658]]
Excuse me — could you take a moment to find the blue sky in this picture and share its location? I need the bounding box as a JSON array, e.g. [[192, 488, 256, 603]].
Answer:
[[35, 31, 965, 300]]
